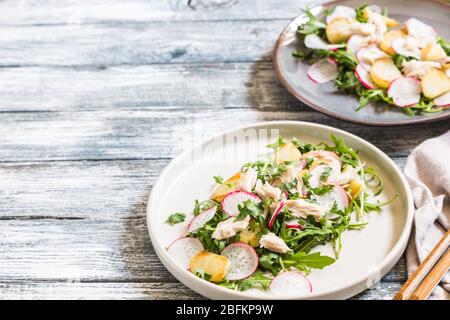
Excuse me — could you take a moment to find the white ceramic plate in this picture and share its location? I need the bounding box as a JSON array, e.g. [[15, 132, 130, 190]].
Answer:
[[147, 121, 414, 299]]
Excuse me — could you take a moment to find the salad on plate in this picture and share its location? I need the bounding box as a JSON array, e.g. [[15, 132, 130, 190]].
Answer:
[[165, 135, 396, 294], [293, 4, 450, 115]]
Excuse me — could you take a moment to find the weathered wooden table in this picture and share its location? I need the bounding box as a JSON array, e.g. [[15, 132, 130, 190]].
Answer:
[[0, 0, 448, 300]]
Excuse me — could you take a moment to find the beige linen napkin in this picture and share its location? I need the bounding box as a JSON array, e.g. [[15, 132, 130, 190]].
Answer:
[[404, 130, 450, 300]]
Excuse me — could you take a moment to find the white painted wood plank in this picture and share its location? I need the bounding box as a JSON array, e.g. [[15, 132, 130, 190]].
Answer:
[[0, 20, 286, 66], [0, 280, 400, 300], [0, 109, 447, 162], [0, 63, 294, 112], [0, 0, 317, 25]]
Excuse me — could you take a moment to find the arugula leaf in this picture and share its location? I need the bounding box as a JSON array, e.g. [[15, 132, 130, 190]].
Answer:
[[194, 270, 212, 281], [355, 4, 368, 23], [283, 251, 336, 273], [358, 89, 393, 110], [260, 252, 282, 274], [236, 270, 272, 291], [291, 137, 317, 153], [213, 175, 224, 184], [436, 36, 450, 56], [297, 8, 326, 36], [235, 199, 263, 221], [319, 166, 332, 182], [193, 199, 218, 216], [166, 212, 186, 225], [266, 136, 285, 151]]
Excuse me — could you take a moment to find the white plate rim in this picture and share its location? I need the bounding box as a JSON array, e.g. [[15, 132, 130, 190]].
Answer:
[[146, 121, 414, 299]]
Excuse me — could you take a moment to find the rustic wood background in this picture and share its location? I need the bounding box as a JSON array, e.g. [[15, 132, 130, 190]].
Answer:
[[0, 0, 448, 300]]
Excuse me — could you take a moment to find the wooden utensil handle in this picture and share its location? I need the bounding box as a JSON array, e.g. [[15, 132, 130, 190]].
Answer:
[[409, 249, 450, 300], [393, 229, 450, 300]]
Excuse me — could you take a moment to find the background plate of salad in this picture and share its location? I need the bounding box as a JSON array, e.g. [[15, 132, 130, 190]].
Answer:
[[147, 121, 414, 299], [273, 0, 450, 126]]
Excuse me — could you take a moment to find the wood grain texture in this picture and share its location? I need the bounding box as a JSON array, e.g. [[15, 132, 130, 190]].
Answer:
[[0, 280, 401, 300], [0, 108, 447, 162], [0, 0, 310, 25], [0, 20, 286, 67], [0, 63, 297, 112]]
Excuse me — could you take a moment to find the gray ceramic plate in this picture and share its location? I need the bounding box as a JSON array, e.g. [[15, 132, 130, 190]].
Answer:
[[274, 0, 450, 126]]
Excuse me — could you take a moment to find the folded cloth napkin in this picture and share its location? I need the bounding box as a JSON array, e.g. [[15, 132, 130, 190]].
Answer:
[[404, 130, 450, 300]]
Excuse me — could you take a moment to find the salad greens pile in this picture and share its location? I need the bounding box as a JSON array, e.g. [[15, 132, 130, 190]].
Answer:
[[292, 5, 447, 115], [167, 135, 397, 291]]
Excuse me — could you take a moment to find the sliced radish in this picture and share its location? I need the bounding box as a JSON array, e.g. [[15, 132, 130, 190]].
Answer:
[[387, 77, 422, 107], [268, 201, 285, 229], [392, 37, 421, 59], [167, 237, 204, 269], [326, 5, 356, 24], [405, 18, 437, 41], [304, 34, 344, 51], [356, 46, 388, 71], [355, 64, 378, 89], [307, 58, 338, 84], [347, 35, 367, 54], [221, 243, 259, 280], [314, 185, 349, 212], [187, 206, 217, 233], [270, 271, 312, 295], [221, 190, 261, 217], [285, 219, 304, 230], [433, 91, 450, 107], [366, 4, 382, 14], [308, 164, 333, 189]]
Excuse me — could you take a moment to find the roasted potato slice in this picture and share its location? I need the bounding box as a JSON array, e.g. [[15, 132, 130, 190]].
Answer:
[[421, 69, 450, 99], [275, 141, 301, 164], [379, 29, 407, 55], [370, 58, 402, 89], [421, 42, 447, 61], [326, 18, 353, 44], [189, 251, 229, 282], [212, 172, 240, 202]]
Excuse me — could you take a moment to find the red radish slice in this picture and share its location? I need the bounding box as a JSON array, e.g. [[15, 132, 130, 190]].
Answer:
[[221, 190, 261, 217], [304, 34, 344, 50], [405, 18, 437, 40], [187, 206, 217, 233], [356, 46, 388, 71], [285, 219, 304, 230], [434, 92, 450, 107], [221, 243, 259, 280], [355, 64, 378, 89], [307, 58, 338, 84], [347, 35, 367, 54], [387, 77, 422, 107], [268, 202, 285, 229], [314, 185, 349, 212], [326, 5, 356, 24], [270, 271, 312, 295], [308, 164, 332, 189], [392, 37, 421, 59], [167, 237, 204, 269]]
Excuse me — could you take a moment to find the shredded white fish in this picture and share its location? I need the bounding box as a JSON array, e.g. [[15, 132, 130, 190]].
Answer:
[[238, 167, 257, 193], [254, 180, 282, 200], [259, 232, 290, 254], [212, 215, 250, 240], [284, 199, 326, 220]]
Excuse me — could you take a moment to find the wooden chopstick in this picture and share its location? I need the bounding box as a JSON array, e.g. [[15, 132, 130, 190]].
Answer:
[[393, 229, 450, 300], [409, 248, 450, 300]]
